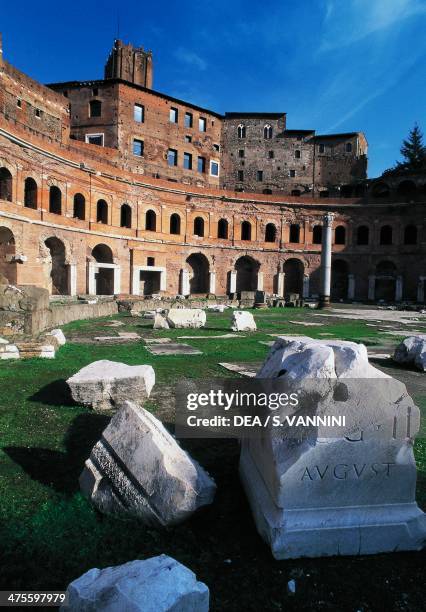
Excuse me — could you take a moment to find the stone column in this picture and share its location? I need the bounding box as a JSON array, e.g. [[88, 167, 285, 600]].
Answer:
[[347, 274, 355, 300], [68, 263, 77, 296], [368, 275, 375, 301], [209, 271, 216, 295], [132, 266, 140, 296], [319, 212, 334, 308], [417, 277, 425, 303], [88, 262, 97, 295], [113, 266, 121, 295], [159, 268, 167, 292], [229, 270, 237, 294], [180, 269, 190, 296], [257, 272, 264, 291], [395, 275, 403, 302], [277, 272, 285, 297], [303, 274, 310, 298]]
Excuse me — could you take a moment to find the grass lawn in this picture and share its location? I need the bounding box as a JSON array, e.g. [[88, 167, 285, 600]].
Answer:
[[0, 308, 425, 611]]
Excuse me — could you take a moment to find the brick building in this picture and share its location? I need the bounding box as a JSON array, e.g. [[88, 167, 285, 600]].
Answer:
[[0, 36, 424, 304]]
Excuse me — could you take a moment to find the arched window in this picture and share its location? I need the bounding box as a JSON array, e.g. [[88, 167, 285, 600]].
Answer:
[[265, 223, 276, 242], [73, 193, 85, 220], [312, 225, 322, 244], [404, 224, 417, 245], [237, 124, 246, 139], [356, 225, 369, 245], [49, 186, 61, 214], [0, 168, 13, 202], [241, 220, 252, 241], [92, 243, 113, 263], [170, 213, 181, 235], [372, 182, 390, 198], [24, 177, 37, 209], [89, 99, 102, 118], [263, 124, 273, 139], [194, 217, 204, 237], [289, 224, 300, 243], [218, 218, 228, 239], [335, 225, 346, 245], [96, 199, 108, 224], [380, 225, 393, 245], [145, 210, 157, 231], [120, 204, 132, 228]]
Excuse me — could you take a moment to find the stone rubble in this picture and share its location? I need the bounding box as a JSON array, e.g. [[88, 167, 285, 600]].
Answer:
[[231, 311, 257, 332], [61, 555, 209, 612], [67, 360, 155, 411], [393, 335, 426, 372], [80, 400, 216, 524], [166, 308, 206, 329]]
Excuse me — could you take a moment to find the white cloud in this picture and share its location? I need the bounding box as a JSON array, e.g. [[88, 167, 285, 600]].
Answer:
[[174, 47, 207, 71], [320, 0, 426, 52]]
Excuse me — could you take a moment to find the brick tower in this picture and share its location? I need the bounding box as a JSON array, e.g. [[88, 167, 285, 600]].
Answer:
[[104, 39, 153, 88]]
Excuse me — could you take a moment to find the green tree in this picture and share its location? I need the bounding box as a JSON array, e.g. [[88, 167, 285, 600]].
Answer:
[[396, 123, 426, 171]]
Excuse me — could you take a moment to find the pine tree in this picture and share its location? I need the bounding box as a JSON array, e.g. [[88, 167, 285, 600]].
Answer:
[[396, 123, 426, 171]]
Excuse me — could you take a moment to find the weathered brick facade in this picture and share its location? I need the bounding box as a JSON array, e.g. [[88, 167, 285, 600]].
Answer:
[[0, 36, 424, 304]]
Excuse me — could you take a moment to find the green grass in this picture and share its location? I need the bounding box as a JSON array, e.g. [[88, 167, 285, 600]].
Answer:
[[0, 308, 425, 595]]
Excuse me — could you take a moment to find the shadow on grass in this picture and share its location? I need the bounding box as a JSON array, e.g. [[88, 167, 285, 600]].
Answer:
[[29, 379, 74, 407], [4, 412, 110, 494]]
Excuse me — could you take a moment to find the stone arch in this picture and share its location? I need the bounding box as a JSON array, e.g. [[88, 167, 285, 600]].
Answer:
[[145, 209, 157, 231], [170, 213, 181, 235], [235, 255, 259, 293], [24, 177, 38, 209], [283, 257, 304, 297], [39, 231, 73, 265], [120, 203, 132, 228], [186, 253, 210, 294], [92, 244, 114, 295], [0, 167, 13, 202], [217, 218, 229, 239], [334, 225, 346, 245], [265, 223, 277, 243], [331, 258, 349, 301], [44, 237, 68, 295], [0, 226, 17, 284]]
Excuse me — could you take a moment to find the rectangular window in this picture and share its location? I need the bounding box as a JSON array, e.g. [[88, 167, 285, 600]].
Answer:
[[134, 104, 144, 123], [185, 135, 192, 143], [183, 152, 193, 170], [92, 88, 98, 97], [199, 117, 206, 132], [85, 133, 104, 146], [268, 150, 274, 159], [184, 112, 193, 128], [289, 169, 296, 177], [133, 139, 144, 156], [147, 257, 155, 266], [168, 148, 178, 166], [198, 156, 206, 173], [319, 144, 325, 153], [238, 170, 244, 181], [17, 98, 22, 108], [238, 149, 245, 158], [295, 150, 301, 159], [256, 170, 263, 182], [170, 107, 178, 123], [210, 160, 219, 176], [35, 108, 42, 118]]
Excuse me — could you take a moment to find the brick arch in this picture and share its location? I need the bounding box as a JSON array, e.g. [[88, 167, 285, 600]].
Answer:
[[0, 220, 23, 252], [39, 231, 74, 264]]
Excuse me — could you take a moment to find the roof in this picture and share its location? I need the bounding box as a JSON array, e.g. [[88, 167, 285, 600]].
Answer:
[[283, 129, 315, 135], [313, 132, 360, 140], [224, 112, 286, 119], [47, 78, 224, 119]]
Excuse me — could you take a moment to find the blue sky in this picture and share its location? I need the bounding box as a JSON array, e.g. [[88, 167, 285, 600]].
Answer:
[[2, 0, 426, 177]]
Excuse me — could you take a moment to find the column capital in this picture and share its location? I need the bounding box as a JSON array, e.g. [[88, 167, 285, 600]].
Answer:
[[323, 212, 335, 226]]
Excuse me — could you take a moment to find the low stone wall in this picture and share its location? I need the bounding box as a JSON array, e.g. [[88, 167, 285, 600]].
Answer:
[[48, 300, 118, 328], [118, 297, 236, 313]]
